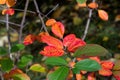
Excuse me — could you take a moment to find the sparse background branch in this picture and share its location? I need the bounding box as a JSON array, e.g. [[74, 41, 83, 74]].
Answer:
[[82, 0, 95, 40]]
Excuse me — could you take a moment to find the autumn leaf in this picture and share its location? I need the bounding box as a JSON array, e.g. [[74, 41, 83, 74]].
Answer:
[[46, 19, 56, 26], [76, 74, 82, 80], [52, 22, 65, 39], [6, 0, 16, 7], [0, 0, 6, 4], [63, 34, 76, 47], [41, 35, 63, 49], [40, 46, 64, 57], [23, 34, 36, 45], [99, 68, 112, 76], [98, 9, 109, 21], [101, 61, 114, 70], [87, 73, 95, 80], [68, 38, 86, 52], [88, 2, 98, 9], [3, 68, 30, 80], [2, 8, 15, 15]]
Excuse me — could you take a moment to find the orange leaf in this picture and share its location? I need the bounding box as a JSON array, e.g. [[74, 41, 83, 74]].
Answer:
[[101, 61, 114, 69], [88, 2, 98, 9], [0, 0, 6, 4], [6, 0, 16, 7], [68, 38, 86, 52], [77, 2, 87, 8], [41, 35, 63, 49], [63, 34, 76, 47], [40, 46, 64, 57], [89, 56, 101, 63], [52, 22, 65, 38], [23, 34, 36, 45], [46, 19, 56, 26], [69, 61, 75, 68], [2, 8, 15, 15], [36, 32, 49, 42], [99, 68, 112, 76], [3, 69, 23, 80], [76, 74, 82, 80], [88, 73, 95, 80], [98, 10, 108, 21]]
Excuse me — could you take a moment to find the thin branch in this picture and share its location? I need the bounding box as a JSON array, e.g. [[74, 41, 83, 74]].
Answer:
[[44, 4, 59, 17], [6, 14, 12, 59], [33, 0, 48, 33], [0, 19, 21, 27], [82, 0, 95, 40], [19, 0, 29, 43]]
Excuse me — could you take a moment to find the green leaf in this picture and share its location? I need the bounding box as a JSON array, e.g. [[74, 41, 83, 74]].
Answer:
[[76, 0, 86, 4], [29, 64, 46, 72], [0, 47, 8, 56], [0, 58, 13, 72], [12, 73, 30, 80], [73, 59, 101, 73], [11, 44, 25, 52], [45, 57, 68, 66], [47, 66, 69, 80], [74, 44, 109, 57], [18, 55, 33, 68]]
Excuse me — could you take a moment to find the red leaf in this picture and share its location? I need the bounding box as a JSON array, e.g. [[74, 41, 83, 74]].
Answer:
[[101, 61, 114, 69], [99, 68, 112, 76], [36, 32, 49, 42], [63, 34, 76, 47], [87, 73, 95, 80], [46, 19, 56, 26], [40, 46, 64, 57], [98, 10, 108, 21], [2, 8, 15, 15], [41, 35, 63, 49], [52, 22, 65, 38], [23, 34, 36, 45], [68, 38, 86, 52]]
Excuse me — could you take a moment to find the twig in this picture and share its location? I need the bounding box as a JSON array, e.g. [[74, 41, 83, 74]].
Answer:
[[44, 4, 59, 17], [19, 0, 29, 43], [33, 0, 48, 33], [6, 14, 13, 60], [0, 19, 21, 27], [82, 0, 95, 40], [0, 70, 3, 80]]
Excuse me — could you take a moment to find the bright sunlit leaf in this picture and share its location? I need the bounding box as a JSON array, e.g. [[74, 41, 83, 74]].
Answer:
[[88, 2, 98, 9], [29, 64, 46, 73], [40, 46, 64, 57], [52, 22, 65, 39], [41, 35, 63, 49], [46, 19, 56, 26], [6, 0, 16, 7], [98, 9, 108, 21], [0, 0, 6, 4]]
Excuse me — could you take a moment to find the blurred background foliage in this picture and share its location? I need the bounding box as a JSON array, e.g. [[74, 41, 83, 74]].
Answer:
[[0, 0, 120, 55]]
